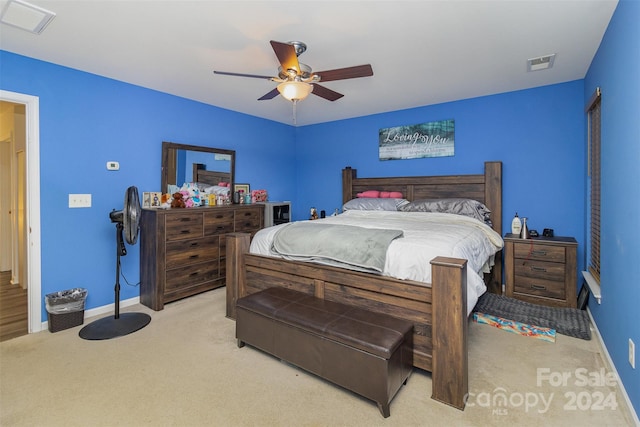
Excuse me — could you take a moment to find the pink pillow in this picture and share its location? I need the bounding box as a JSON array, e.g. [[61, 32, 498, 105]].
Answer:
[[379, 191, 390, 198], [389, 191, 403, 198], [357, 190, 380, 198], [218, 182, 228, 187]]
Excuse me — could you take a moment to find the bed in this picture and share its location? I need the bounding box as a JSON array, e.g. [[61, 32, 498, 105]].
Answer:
[[226, 161, 502, 410], [193, 163, 231, 187]]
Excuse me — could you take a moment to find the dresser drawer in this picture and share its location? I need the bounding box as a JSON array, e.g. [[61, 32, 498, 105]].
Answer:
[[165, 212, 203, 241], [165, 236, 219, 269], [165, 261, 220, 291], [204, 210, 234, 235], [513, 242, 565, 263], [235, 209, 261, 232], [514, 276, 566, 300]]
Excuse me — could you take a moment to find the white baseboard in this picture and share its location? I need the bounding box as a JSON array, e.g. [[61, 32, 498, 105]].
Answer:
[[41, 296, 141, 331], [587, 307, 640, 426]]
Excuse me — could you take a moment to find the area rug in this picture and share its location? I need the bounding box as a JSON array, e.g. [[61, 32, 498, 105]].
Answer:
[[473, 293, 591, 340], [473, 312, 556, 342]]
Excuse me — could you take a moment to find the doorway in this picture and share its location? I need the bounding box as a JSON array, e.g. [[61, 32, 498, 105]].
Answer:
[[0, 90, 42, 336]]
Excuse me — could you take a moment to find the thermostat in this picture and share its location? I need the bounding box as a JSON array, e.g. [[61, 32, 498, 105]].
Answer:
[[106, 161, 119, 171]]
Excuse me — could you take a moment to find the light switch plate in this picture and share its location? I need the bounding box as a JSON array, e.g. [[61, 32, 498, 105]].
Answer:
[[69, 194, 91, 208]]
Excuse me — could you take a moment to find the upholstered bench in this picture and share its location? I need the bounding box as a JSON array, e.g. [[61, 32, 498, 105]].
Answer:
[[235, 287, 413, 418]]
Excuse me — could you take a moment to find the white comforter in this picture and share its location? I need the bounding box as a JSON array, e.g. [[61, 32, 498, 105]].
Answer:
[[250, 210, 504, 315]]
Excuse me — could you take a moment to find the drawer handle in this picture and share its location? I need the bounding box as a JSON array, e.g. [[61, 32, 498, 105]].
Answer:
[[180, 230, 190, 234], [189, 255, 199, 259], [189, 272, 199, 277], [530, 284, 547, 290], [191, 242, 198, 247], [530, 266, 547, 272], [532, 250, 547, 256]]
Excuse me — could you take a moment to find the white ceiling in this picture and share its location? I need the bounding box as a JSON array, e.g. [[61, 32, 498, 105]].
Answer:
[[0, 0, 618, 126]]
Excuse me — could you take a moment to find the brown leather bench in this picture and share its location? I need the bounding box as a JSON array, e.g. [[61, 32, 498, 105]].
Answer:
[[236, 287, 413, 418]]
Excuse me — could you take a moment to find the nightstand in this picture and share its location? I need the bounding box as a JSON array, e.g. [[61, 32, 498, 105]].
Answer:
[[260, 201, 291, 227], [504, 234, 578, 308]]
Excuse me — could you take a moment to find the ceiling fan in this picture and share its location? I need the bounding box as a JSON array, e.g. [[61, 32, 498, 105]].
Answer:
[[214, 40, 373, 103]]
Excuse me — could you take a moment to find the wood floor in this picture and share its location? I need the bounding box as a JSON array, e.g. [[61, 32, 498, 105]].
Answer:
[[0, 271, 28, 342]]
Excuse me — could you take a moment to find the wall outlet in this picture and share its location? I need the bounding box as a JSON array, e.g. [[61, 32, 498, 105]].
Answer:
[[630, 339, 636, 369], [69, 194, 92, 208]]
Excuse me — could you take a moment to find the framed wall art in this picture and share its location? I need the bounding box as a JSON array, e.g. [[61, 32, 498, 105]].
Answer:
[[379, 119, 455, 160]]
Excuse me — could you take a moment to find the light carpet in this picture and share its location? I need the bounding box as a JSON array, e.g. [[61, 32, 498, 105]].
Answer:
[[1, 287, 636, 426]]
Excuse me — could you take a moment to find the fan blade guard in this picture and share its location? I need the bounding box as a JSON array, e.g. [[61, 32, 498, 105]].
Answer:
[[123, 186, 141, 245]]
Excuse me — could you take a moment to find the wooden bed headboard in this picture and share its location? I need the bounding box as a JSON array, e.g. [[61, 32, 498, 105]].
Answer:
[[342, 161, 503, 293], [193, 163, 231, 186]]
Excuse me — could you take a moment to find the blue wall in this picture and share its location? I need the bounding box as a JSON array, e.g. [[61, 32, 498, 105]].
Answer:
[[0, 51, 296, 316], [295, 81, 586, 251], [585, 0, 640, 415]]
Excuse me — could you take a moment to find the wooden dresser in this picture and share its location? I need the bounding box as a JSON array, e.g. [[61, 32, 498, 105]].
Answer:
[[140, 204, 263, 310], [504, 234, 578, 308]]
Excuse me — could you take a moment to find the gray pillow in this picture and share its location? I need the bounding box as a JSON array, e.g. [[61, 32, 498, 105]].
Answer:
[[399, 198, 492, 226], [343, 198, 410, 211]]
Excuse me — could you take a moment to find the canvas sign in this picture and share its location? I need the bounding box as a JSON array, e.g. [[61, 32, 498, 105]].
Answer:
[[379, 119, 455, 160]]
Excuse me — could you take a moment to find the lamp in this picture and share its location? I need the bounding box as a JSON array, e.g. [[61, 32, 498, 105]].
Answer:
[[277, 81, 313, 101]]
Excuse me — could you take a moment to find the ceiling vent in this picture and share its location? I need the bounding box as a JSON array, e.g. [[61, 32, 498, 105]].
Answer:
[[0, 0, 56, 34], [527, 54, 556, 72]]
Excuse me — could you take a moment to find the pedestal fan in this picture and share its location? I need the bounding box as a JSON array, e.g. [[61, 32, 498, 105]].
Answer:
[[79, 186, 151, 340]]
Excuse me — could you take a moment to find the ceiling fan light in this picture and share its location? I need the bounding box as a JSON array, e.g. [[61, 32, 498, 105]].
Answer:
[[277, 81, 313, 101]]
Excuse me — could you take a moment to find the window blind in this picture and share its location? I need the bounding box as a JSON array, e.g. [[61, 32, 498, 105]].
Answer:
[[586, 88, 601, 283]]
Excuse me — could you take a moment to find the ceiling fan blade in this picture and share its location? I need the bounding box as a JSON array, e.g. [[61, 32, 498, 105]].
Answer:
[[213, 70, 274, 80], [270, 40, 300, 75], [311, 84, 344, 101], [315, 64, 373, 82], [258, 88, 280, 101]]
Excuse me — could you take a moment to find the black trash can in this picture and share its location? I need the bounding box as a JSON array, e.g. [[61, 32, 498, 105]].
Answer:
[[45, 288, 88, 333]]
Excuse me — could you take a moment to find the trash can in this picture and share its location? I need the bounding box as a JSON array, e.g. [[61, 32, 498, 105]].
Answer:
[[45, 288, 88, 333]]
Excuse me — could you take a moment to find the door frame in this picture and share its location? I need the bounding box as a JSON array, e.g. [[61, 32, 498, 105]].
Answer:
[[0, 90, 42, 332]]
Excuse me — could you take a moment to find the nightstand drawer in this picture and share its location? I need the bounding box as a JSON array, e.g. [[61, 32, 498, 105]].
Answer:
[[514, 260, 565, 282], [514, 276, 565, 300], [513, 243, 565, 263]]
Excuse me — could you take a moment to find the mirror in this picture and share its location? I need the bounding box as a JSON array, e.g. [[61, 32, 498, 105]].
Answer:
[[161, 141, 235, 193]]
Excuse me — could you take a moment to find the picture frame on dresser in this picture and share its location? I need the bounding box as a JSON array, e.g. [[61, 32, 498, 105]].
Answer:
[[233, 183, 250, 195]]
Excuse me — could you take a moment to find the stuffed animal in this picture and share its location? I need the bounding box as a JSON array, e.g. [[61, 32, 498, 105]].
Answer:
[[179, 182, 202, 207], [171, 192, 185, 208]]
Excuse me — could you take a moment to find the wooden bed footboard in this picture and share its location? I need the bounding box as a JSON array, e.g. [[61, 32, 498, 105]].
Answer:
[[226, 232, 469, 410]]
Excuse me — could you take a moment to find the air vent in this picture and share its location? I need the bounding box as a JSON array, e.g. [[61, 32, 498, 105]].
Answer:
[[0, 0, 56, 34], [527, 54, 556, 72]]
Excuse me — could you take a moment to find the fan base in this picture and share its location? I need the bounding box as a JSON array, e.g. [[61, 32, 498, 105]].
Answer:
[[78, 312, 151, 340]]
